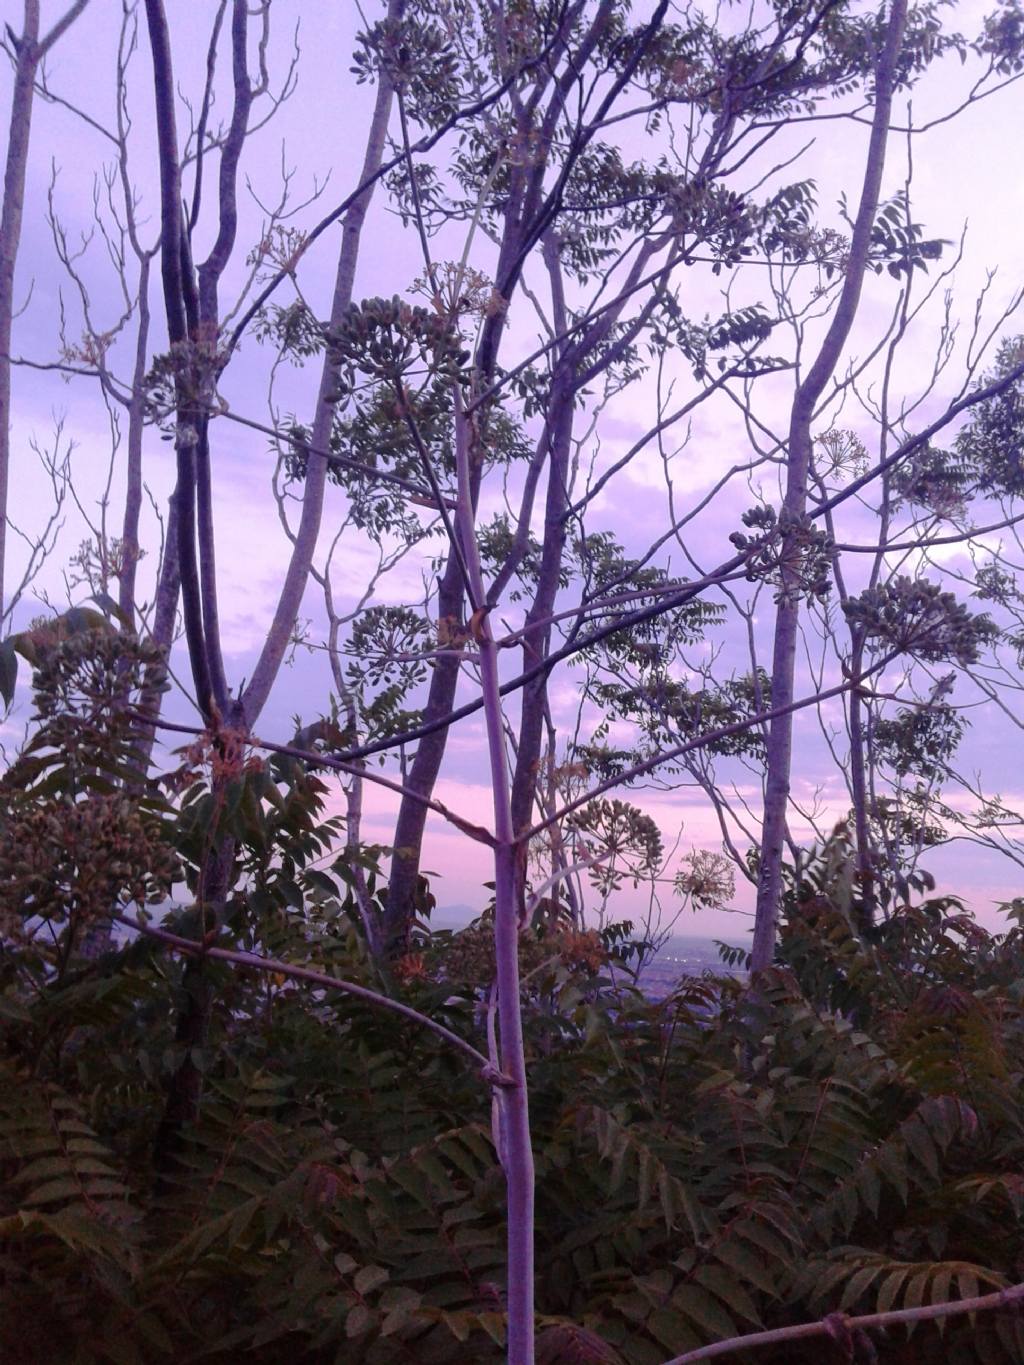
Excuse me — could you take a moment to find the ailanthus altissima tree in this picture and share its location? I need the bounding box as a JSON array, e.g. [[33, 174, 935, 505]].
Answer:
[[5, 646, 1024, 1363], [6, 3, 1024, 1363]]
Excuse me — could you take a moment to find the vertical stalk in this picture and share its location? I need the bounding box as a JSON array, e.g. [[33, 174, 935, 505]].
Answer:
[[0, 0, 91, 624], [0, 2, 40, 626], [453, 392, 534, 1363], [240, 0, 405, 725], [509, 233, 574, 852], [381, 550, 466, 951], [143, 0, 213, 713], [752, 0, 909, 973], [119, 255, 151, 622], [846, 631, 876, 926]]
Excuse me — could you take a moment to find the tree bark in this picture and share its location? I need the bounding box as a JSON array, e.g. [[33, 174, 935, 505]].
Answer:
[[0, 1, 91, 624], [118, 255, 151, 623], [239, 1, 404, 726], [846, 631, 877, 928], [144, 0, 214, 714], [144, 0, 403, 1153], [382, 549, 467, 952], [451, 395, 535, 1363], [751, 0, 909, 973], [509, 375, 574, 847]]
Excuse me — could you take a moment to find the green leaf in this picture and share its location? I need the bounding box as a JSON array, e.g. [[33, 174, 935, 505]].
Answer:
[[353, 1264, 389, 1295], [904, 1120, 940, 1180], [713, 1240, 779, 1299], [0, 637, 17, 708], [22, 1178, 89, 1206], [876, 1268, 910, 1314], [476, 1312, 506, 1347], [345, 1304, 372, 1338], [839, 1265, 882, 1312], [671, 1284, 738, 1340]]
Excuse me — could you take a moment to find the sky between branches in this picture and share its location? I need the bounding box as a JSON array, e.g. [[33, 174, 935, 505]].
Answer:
[[5, 0, 1024, 935]]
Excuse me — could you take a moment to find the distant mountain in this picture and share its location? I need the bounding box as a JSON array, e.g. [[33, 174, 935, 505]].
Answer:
[[432, 904, 480, 929]]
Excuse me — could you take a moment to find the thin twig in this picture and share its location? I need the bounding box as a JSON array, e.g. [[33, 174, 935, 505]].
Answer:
[[114, 911, 512, 1082]]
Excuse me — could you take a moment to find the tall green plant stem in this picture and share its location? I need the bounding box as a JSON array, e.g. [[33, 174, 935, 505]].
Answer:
[[752, 0, 909, 973]]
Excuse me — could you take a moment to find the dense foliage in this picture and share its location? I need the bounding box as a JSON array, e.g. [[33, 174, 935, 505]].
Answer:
[[4, 634, 1024, 1364]]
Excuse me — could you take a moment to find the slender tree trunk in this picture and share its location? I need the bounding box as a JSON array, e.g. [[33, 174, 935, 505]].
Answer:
[[847, 632, 877, 927], [144, 0, 403, 1151], [2, 0, 98, 943], [509, 232, 667, 897], [509, 376, 574, 845], [144, 0, 213, 714], [135, 491, 180, 772], [383, 552, 466, 951], [323, 598, 379, 953], [0, 3, 40, 625], [751, 0, 908, 973], [383, 252, 523, 949], [542, 709, 581, 924], [379, 1, 591, 948], [0, 1, 91, 623], [452, 396, 534, 1363], [119, 256, 151, 623], [240, 1, 404, 725]]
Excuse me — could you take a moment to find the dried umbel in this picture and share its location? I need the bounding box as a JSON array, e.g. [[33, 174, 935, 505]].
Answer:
[[675, 848, 736, 910], [729, 503, 836, 604], [843, 577, 999, 665], [22, 623, 167, 738], [567, 798, 665, 893]]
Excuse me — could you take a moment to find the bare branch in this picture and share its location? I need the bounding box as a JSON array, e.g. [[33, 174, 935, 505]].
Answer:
[[662, 1281, 1024, 1364]]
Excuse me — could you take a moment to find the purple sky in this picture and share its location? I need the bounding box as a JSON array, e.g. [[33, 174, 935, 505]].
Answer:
[[5, 1, 1024, 937]]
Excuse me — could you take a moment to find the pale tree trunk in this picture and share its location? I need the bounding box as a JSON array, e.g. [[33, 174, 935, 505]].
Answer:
[[322, 584, 379, 954], [507, 231, 673, 906], [135, 490, 179, 772], [0, 0, 91, 625], [381, 222, 527, 953], [542, 707, 581, 924], [239, 0, 404, 726], [751, 0, 909, 973], [509, 374, 574, 848], [381, 0, 637, 950], [451, 393, 534, 1364], [846, 631, 876, 927], [119, 255, 151, 623]]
